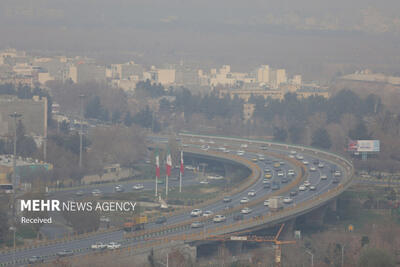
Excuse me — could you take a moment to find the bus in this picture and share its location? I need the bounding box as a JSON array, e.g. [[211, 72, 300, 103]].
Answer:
[[0, 184, 13, 194]]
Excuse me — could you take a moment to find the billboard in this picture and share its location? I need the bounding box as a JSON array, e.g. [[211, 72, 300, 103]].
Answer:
[[356, 140, 380, 152]]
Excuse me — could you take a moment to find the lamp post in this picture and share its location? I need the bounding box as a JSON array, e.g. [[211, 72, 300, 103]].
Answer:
[[79, 94, 85, 168], [341, 244, 345, 267], [306, 250, 314, 267]]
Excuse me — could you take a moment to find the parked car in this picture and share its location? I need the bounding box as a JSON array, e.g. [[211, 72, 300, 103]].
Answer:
[[28, 256, 44, 264], [57, 250, 74, 257], [91, 242, 107, 250], [107, 242, 121, 250], [191, 222, 204, 228]]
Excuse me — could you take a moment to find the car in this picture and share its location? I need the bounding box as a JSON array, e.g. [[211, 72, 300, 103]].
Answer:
[[107, 242, 121, 250], [28, 256, 44, 264], [318, 163, 324, 168], [203, 210, 214, 217], [248, 190, 256, 197], [334, 171, 341, 177], [263, 179, 270, 184], [155, 216, 167, 224], [265, 173, 272, 179], [321, 174, 328, 180], [191, 221, 204, 228], [201, 145, 209, 151], [263, 182, 271, 188], [296, 154, 304, 160], [264, 168, 271, 172], [208, 140, 215, 144], [100, 216, 110, 223], [240, 197, 250, 204], [282, 178, 288, 183], [91, 242, 107, 250], [218, 146, 226, 152], [310, 185, 316, 191], [283, 197, 293, 204], [263, 199, 270, 206], [92, 189, 102, 197], [290, 191, 298, 197], [288, 170, 295, 176], [252, 158, 258, 162], [310, 166, 316, 172], [115, 185, 124, 192], [241, 207, 252, 214], [191, 209, 203, 217], [313, 160, 320, 165], [75, 190, 84, 196], [303, 160, 309, 165], [237, 150, 245, 156], [213, 215, 226, 223], [272, 183, 280, 190], [304, 180, 311, 187], [299, 185, 306, 191], [57, 250, 74, 257], [289, 154, 295, 158], [223, 196, 232, 203], [277, 171, 284, 177], [233, 214, 244, 221], [260, 145, 268, 150], [133, 184, 144, 190], [279, 161, 285, 165], [273, 162, 281, 169], [200, 180, 209, 184], [157, 179, 165, 184], [333, 178, 340, 184], [240, 144, 248, 148], [258, 156, 265, 161], [290, 150, 297, 155]]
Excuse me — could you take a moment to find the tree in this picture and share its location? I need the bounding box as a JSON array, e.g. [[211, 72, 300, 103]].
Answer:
[[358, 248, 395, 267], [16, 120, 38, 157], [349, 120, 370, 140], [273, 127, 288, 142], [311, 128, 332, 149]]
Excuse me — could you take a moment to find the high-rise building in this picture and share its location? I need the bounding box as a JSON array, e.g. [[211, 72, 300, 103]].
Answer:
[[257, 65, 270, 84]]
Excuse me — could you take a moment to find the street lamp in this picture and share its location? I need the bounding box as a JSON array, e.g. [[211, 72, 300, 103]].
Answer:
[[78, 94, 85, 168], [306, 250, 314, 267]]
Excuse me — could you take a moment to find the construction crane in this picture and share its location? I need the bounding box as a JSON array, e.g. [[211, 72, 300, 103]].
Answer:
[[203, 224, 296, 267]]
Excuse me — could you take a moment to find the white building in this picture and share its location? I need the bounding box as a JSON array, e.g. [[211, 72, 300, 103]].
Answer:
[[257, 65, 270, 84]]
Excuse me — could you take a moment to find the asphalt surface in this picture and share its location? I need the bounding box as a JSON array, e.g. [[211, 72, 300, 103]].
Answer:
[[0, 136, 346, 265]]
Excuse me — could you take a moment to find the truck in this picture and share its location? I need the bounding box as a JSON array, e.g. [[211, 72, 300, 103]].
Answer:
[[268, 196, 283, 212], [123, 216, 148, 232]]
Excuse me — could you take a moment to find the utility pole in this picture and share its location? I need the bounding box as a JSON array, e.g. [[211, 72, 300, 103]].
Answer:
[[341, 244, 345, 267], [79, 94, 85, 168], [9, 112, 21, 267]]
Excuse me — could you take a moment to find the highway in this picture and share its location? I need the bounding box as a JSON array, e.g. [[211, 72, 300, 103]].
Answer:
[[0, 134, 353, 266]]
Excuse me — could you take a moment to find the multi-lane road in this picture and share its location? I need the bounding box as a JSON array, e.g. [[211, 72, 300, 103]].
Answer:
[[0, 134, 353, 266]]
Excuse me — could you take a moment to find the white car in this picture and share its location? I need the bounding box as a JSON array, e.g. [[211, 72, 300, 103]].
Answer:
[[240, 197, 250, 204], [107, 242, 121, 250], [201, 145, 209, 151], [190, 209, 203, 217], [240, 144, 248, 148], [299, 185, 306, 191], [304, 181, 311, 187], [241, 207, 252, 214], [133, 184, 144, 190], [91, 242, 107, 250], [262, 179, 269, 184], [310, 185, 316, 191], [248, 190, 256, 197], [288, 170, 295, 176], [191, 222, 204, 228], [283, 197, 293, 204], [237, 150, 245, 156], [213, 215, 226, 223], [92, 189, 102, 197], [318, 163, 324, 168], [310, 166, 316, 172], [334, 171, 341, 177], [289, 154, 295, 159], [290, 150, 297, 155], [303, 160, 309, 165], [203, 210, 214, 217], [263, 200, 270, 206], [100, 216, 110, 223], [200, 180, 209, 184], [258, 156, 265, 161], [277, 171, 284, 177], [321, 174, 327, 180], [296, 155, 304, 160]]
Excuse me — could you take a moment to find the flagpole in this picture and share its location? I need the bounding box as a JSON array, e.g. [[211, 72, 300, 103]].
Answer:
[[155, 175, 158, 197], [166, 174, 168, 199], [179, 150, 183, 193]]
